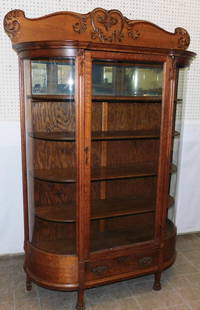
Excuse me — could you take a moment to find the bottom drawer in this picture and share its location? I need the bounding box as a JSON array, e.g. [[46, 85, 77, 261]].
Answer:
[[86, 249, 158, 281]]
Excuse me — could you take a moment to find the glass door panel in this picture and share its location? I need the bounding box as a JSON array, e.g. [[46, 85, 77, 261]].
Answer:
[[24, 58, 76, 254], [90, 58, 164, 252]]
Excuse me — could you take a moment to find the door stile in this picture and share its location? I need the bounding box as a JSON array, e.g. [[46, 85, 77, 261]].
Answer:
[[19, 57, 29, 250], [155, 56, 177, 245], [76, 51, 92, 284]]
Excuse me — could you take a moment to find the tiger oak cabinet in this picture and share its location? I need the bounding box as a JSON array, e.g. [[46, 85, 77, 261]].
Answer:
[[4, 8, 195, 310]]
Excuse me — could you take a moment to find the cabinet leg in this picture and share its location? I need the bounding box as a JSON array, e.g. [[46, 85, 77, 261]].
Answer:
[[76, 289, 85, 310], [26, 275, 32, 291], [153, 271, 162, 290]]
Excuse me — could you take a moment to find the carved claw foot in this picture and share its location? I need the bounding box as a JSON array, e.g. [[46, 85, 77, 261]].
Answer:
[[26, 276, 32, 291]]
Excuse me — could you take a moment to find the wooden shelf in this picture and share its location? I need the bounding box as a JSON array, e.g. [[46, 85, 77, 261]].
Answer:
[[35, 196, 174, 223], [34, 168, 76, 183], [28, 94, 162, 102], [93, 130, 161, 140], [33, 163, 177, 183], [29, 130, 180, 141], [29, 131, 75, 141], [28, 94, 74, 101], [93, 96, 162, 102], [92, 130, 180, 140]]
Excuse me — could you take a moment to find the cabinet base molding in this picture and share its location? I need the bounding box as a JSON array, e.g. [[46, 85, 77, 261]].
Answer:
[[25, 243, 79, 290], [25, 222, 176, 291]]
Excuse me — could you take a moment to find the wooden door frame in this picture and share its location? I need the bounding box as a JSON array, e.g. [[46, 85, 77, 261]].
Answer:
[[76, 50, 177, 282]]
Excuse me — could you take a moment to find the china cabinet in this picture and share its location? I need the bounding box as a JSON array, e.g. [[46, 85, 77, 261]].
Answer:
[[4, 8, 195, 310]]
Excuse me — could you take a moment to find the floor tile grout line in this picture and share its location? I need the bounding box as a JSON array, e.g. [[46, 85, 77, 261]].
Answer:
[[13, 281, 16, 310], [132, 277, 195, 310], [36, 285, 42, 310], [180, 249, 200, 269], [124, 281, 143, 310], [167, 279, 194, 310]]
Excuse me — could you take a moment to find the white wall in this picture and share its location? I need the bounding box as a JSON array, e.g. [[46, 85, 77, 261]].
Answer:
[[0, 122, 24, 254], [176, 121, 200, 233], [1, 0, 200, 254]]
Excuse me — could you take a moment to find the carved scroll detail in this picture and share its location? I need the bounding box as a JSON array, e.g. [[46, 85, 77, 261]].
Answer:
[[72, 17, 87, 34], [4, 10, 24, 39], [175, 27, 190, 49]]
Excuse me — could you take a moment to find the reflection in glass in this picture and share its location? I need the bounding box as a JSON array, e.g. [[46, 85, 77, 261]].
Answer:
[[31, 60, 75, 95], [93, 62, 163, 97]]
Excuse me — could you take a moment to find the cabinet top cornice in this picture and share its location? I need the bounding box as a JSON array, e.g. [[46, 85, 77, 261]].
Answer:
[[4, 8, 191, 50]]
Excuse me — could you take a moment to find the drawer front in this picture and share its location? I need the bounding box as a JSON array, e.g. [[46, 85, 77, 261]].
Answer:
[[86, 249, 158, 281]]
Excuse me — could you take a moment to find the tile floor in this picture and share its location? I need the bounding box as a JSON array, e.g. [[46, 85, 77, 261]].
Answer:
[[1, 233, 200, 310]]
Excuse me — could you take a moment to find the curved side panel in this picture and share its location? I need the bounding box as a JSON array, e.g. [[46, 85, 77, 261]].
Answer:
[[163, 225, 177, 268], [25, 242, 78, 290]]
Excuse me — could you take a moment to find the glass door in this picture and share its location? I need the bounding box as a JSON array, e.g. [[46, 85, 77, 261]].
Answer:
[[24, 58, 77, 255], [89, 53, 168, 252]]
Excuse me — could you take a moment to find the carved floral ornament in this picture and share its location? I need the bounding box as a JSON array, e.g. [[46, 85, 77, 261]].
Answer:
[[3, 8, 190, 50], [73, 8, 140, 43]]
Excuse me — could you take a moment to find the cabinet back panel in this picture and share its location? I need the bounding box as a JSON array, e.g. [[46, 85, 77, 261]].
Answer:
[[108, 102, 161, 131], [91, 213, 155, 251], [34, 180, 76, 206], [105, 177, 157, 199], [104, 213, 155, 231], [32, 101, 75, 132], [32, 217, 76, 254], [92, 140, 159, 168], [92, 102, 161, 132], [92, 102, 103, 132], [33, 140, 75, 169], [91, 177, 156, 200]]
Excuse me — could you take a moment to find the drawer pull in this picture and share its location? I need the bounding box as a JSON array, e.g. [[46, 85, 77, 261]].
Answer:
[[139, 256, 153, 266], [91, 265, 109, 275]]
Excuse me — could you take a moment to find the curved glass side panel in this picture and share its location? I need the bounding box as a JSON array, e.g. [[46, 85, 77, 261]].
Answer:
[[24, 58, 76, 254], [168, 68, 188, 223], [31, 60, 74, 95]]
